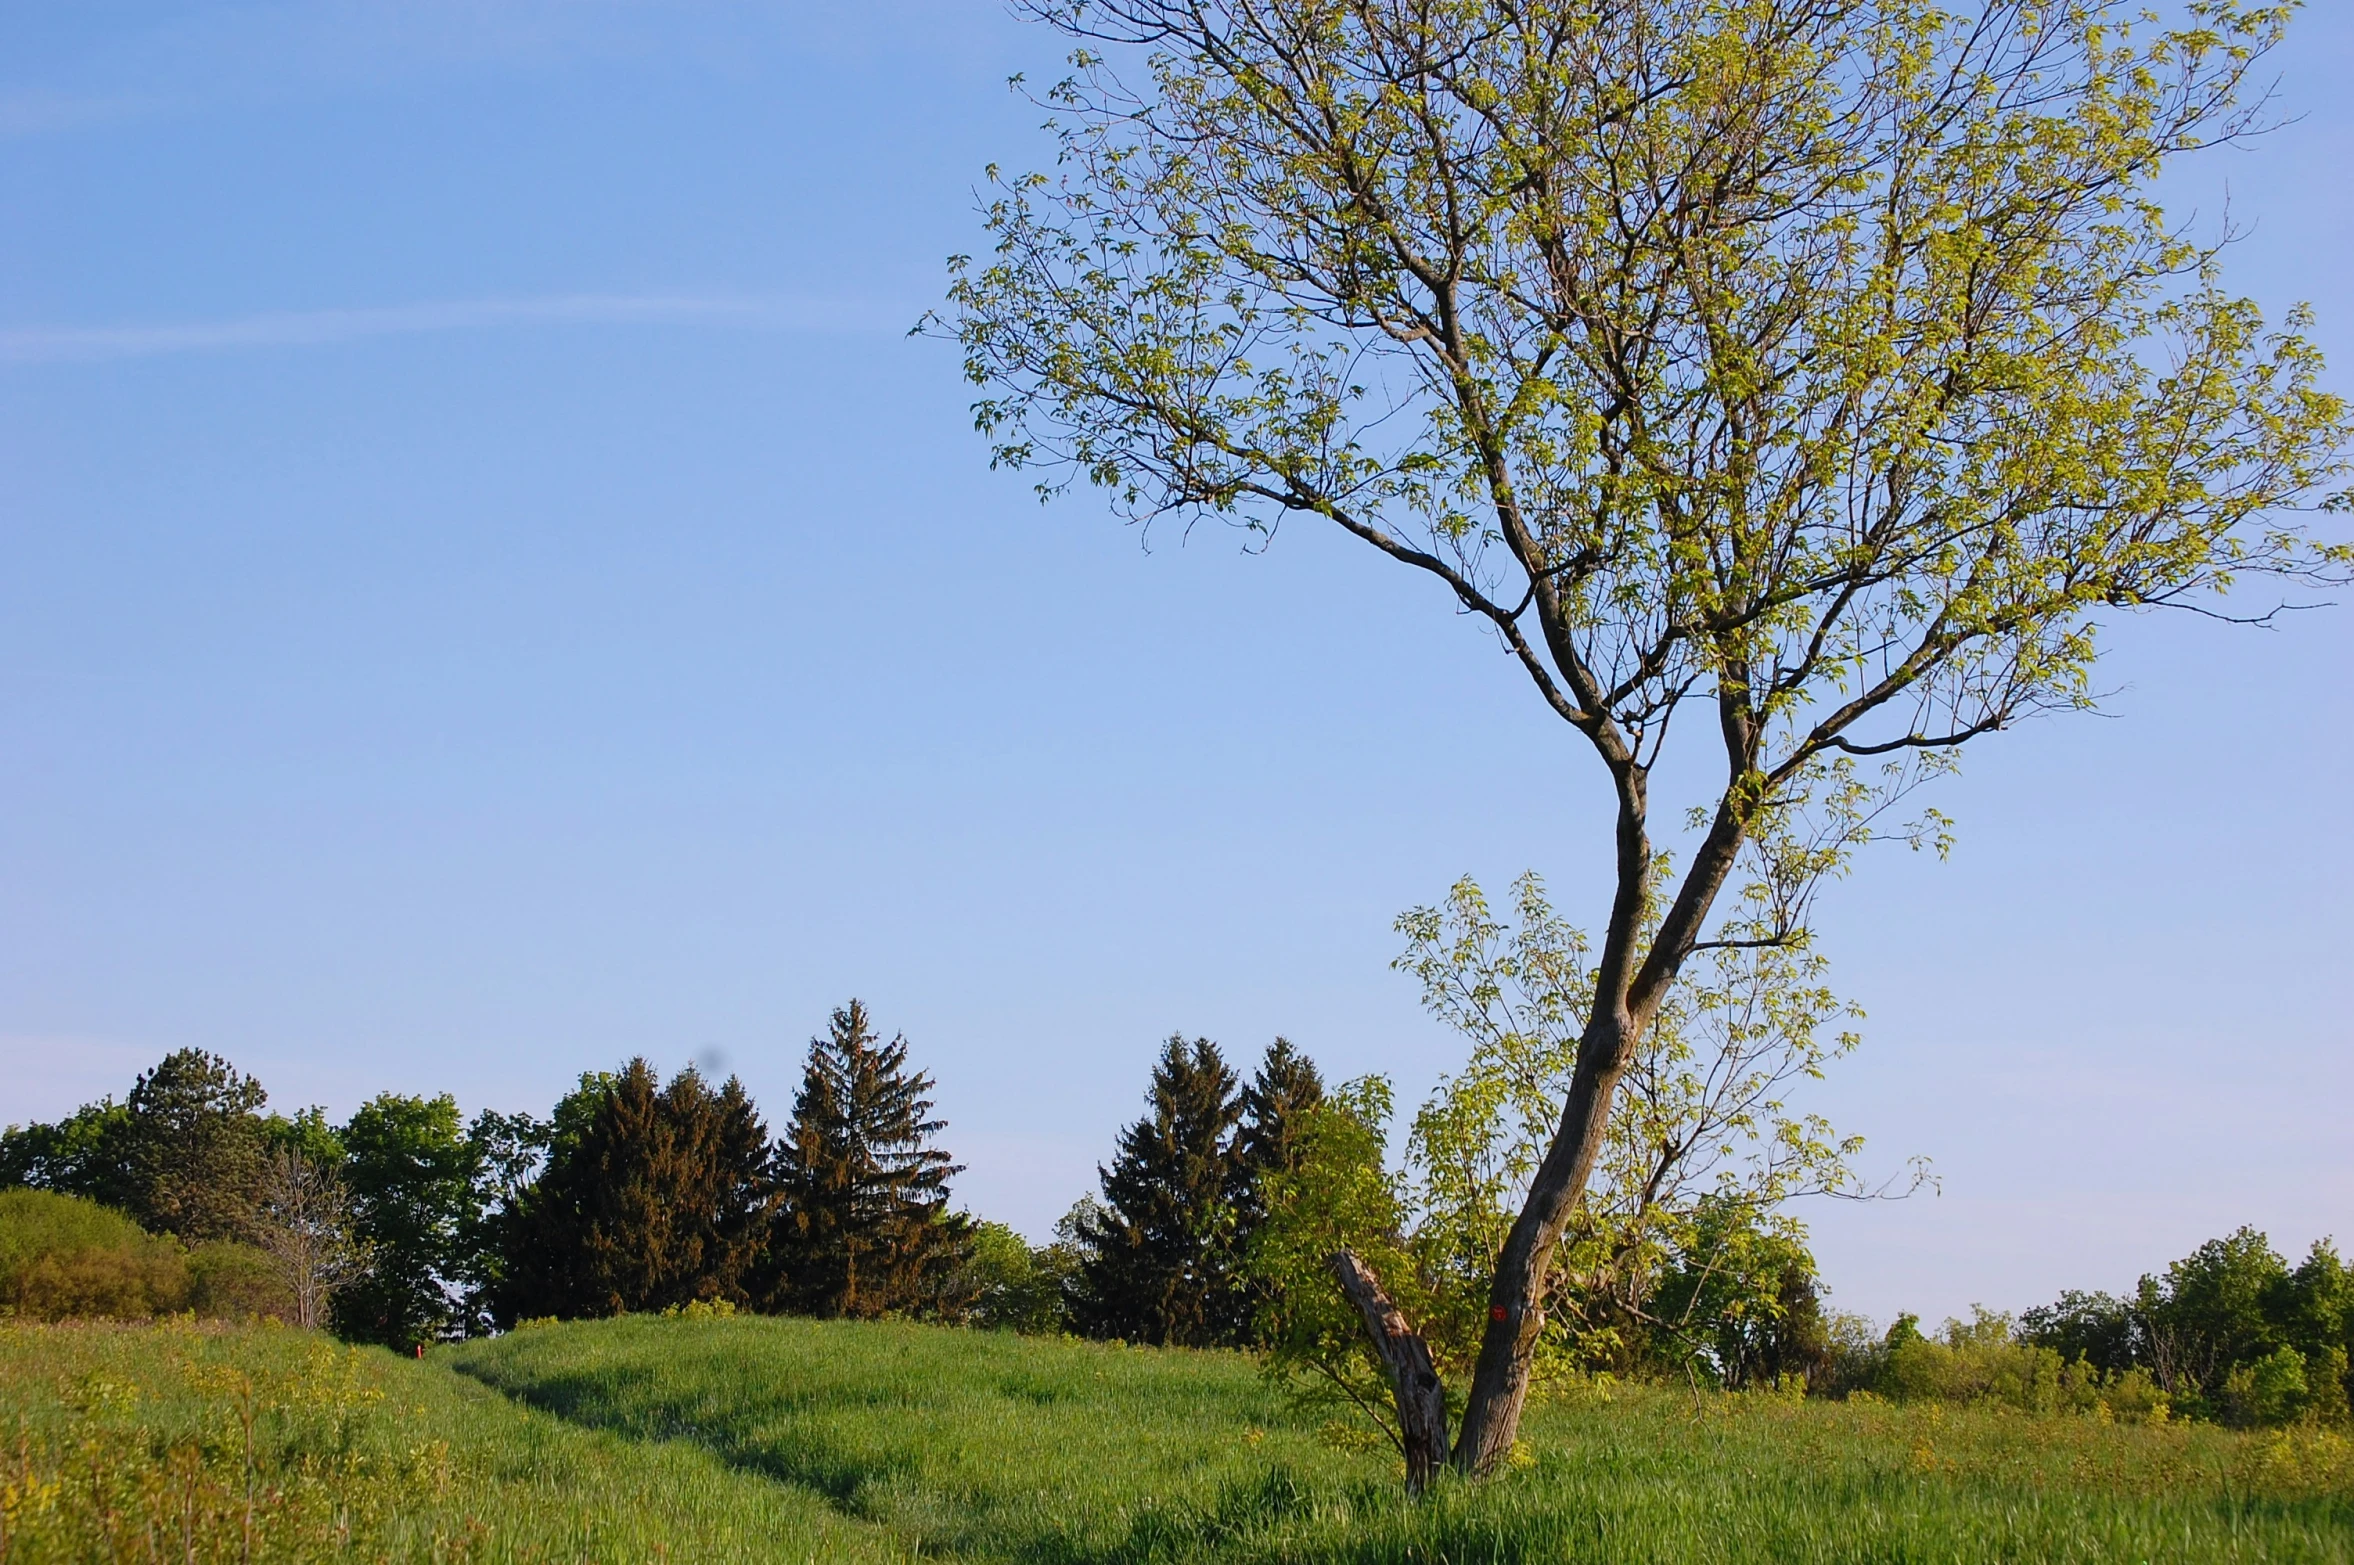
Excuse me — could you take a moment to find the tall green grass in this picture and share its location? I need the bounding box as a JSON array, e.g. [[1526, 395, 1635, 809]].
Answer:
[[6, 1313, 2348, 1561], [449, 1314, 2354, 1563], [0, 1317, 905, 1562]]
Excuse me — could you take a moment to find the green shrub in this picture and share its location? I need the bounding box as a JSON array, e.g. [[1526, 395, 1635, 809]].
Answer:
[[1859, 1308, 2173, 1423], [0, 1187, 189, 1320], [0, 1187, 290, 1325], [189, 1237, 289, 1320]]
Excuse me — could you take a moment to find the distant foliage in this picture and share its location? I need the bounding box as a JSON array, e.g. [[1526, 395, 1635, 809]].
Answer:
[[768, 1000, 969, 1318], [332, 1092, 476, 1349], [2013, 1228, 2354, 1428], [0, 1099, 137, 1212], [0, 1187, 284, 1323], [954, 1219, 1073, 1334], [496, 1059, 773, 1323], [1071, 1037, 1320, 1347]]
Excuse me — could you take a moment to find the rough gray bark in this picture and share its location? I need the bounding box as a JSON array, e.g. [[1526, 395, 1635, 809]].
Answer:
[[1330, 1249, 1451, 1492]]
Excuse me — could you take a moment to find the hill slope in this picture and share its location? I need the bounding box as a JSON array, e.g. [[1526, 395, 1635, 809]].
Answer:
[[449, 1313, 2354, 1564], [4, 1314, 2348, 1562]]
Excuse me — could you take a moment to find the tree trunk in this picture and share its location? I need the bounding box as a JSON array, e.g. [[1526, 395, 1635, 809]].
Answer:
[[1329, 1250, 1451, 1492], [1449, 1008, 1635, 1475]]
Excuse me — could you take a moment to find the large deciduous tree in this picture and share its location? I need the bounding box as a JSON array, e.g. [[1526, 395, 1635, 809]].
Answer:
[[943, 0, 2349, 1475], [335, 1092, 479, 1349]]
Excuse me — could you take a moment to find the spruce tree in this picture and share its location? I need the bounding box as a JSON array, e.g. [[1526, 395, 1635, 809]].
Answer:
[[1073, 1035, 1244, 1346], [767, 1001, 967, 1318], [495, 1060, 771, 1321], [1226, 1037, 1325, 1342], [1234, 1038, 1324, 1213]]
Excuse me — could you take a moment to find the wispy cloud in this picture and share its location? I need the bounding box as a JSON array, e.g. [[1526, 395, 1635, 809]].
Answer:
[[0, 88, 164, 136], [0, 292, 906, 363], [0, 1, 1016, 141]]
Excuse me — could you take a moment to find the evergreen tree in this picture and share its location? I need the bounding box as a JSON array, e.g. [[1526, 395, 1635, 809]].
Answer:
[[1234, 1039, 1323, 1218], [1226, 1037, 1325, 1342], [1072, 1035, 1244, 1346], [495, 1060, 772, 1322], [120, 1050, 269, 1243], [767, 1000, 967, 1318]]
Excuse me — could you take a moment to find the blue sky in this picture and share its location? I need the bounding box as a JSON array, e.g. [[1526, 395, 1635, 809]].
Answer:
[[2, 0, 2347, 1326]]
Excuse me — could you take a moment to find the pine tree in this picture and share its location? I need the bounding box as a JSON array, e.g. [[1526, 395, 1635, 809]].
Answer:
[[121, 1050, 269, 1243], [1073, 1035, 1244, 1347], [767, 1001, 967, 1318], [1226, 1037, 1325, 1342], [495, 1060, 772, 1321]]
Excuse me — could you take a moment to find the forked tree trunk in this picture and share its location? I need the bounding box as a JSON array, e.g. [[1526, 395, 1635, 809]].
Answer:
[[1329, 1250, 1451, 1491], [1450, 1006, 1638, 1475]]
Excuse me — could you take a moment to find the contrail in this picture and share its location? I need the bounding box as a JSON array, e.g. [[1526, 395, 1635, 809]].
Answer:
[[0, 291, 905, 363]]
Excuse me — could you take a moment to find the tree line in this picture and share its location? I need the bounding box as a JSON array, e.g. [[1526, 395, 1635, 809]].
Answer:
[[3, 1002, 972, 1343], [1, 1006, 1333, 1352], [6, 989, 2347, 1435]]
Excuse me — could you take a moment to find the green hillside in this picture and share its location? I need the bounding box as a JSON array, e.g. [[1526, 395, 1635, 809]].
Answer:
[[0, 1317, 900, 1564], [6, 1313, 2350, 1562]]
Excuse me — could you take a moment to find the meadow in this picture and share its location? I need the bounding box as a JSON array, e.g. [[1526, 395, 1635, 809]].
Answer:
[[4, 1313, 2350, 1563]]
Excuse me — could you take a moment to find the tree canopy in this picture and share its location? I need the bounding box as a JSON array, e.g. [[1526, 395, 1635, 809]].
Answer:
[[944, 0, 2349, 1474]]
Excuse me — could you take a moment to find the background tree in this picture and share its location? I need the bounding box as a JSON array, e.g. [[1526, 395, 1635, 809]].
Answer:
[[334, 1092, 479, 1349], [456, 1105, 560, 1332], [1644, 1197, 1830, 1391], [250, 1143, 369, 1330], [0, 1099, 136, 1212], [1072, 1035, 1245, 1345], [945, 0, 2348, 1473], [119, 1050, 269, 1243], [1227, 1038, 1326, 1342], [496, 1060, 772, 1322], [768, 1001, 968, 1318], [952, 1218, 1072, 1333], [2018, 1289, 2141, 1377]]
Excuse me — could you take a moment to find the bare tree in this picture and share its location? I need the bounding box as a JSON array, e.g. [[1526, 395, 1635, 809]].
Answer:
[[942, 0, 2349, 1475], [252, 1146, 371, 1331]]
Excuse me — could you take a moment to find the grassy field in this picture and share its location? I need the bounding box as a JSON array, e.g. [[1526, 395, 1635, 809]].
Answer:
[[0, 1317, 901, 1563], [4, 1313, 2351, 1562]]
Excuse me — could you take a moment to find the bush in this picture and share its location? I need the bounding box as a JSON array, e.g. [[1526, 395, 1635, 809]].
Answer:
[[1, 1187, 289, 1325], [0, 1187, 189, 1320], [1857, 1308, 2172, 1422], [955, 1219, 1074, 1333], [189, 1238, 290, 1321]]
